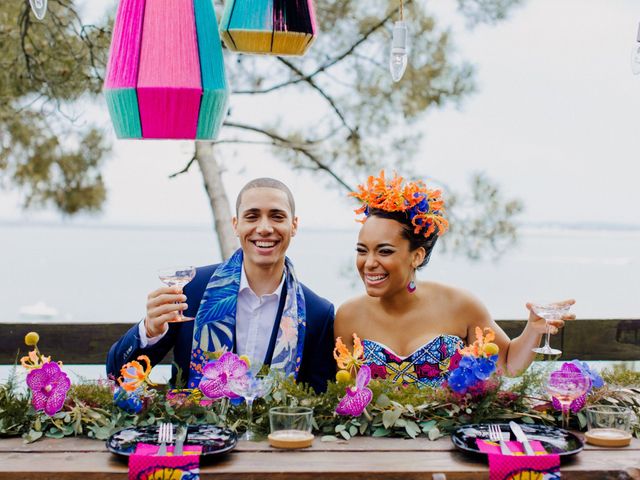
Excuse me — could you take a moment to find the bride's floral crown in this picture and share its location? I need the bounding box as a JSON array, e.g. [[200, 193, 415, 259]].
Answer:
[[350, 171, 449, 238]]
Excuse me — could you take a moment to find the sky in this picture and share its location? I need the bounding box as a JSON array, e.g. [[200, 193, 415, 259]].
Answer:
[[1, 0, 640, 230]]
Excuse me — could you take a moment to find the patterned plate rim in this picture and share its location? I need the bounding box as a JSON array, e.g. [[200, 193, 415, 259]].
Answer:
[[105, 424, 238, 458], [450, 423, 584, 457]]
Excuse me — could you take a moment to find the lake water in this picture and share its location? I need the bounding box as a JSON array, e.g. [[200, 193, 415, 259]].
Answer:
[[1, 222, 638, 381], [2, 222, 639, 322]]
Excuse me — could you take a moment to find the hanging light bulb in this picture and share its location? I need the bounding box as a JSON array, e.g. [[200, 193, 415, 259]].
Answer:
[[389, 0, 408, 82], [632, 22, 640, 75], [29, 0, 47, 21], [390, 20, 408, 82]]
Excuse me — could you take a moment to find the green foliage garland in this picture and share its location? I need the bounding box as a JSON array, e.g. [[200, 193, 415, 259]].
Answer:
[[1, 366, 638, 444]]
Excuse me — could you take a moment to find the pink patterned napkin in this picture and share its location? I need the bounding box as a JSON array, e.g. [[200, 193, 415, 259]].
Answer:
[[477, 439, 561, 480], [128, 443, 202, 480]]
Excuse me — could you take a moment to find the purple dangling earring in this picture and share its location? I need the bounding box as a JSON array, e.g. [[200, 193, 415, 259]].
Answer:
[[407, 279, 416, 293]]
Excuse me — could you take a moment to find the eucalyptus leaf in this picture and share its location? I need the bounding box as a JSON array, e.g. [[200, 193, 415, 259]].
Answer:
[[427, 426, 442, 441], [359, 420, 369, 435], [375, 394, 391, 408], [23, 430, 43, 443], [45, 429, 65, 439], [577, 412, 587, 429], [420, 420, 437, 432], [382, 409, 402, 429]]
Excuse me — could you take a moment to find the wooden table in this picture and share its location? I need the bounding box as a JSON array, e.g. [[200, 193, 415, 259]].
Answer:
[[1, 435, 639, 479]]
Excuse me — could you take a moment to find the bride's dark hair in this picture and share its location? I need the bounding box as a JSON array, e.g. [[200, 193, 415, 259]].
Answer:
[[368, 209, 439, 269]]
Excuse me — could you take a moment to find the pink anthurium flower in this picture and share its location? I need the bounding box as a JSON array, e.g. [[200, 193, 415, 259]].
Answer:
[[336, 364, 373, 417]]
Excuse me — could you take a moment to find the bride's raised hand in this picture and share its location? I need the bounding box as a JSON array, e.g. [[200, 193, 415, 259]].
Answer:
[[525, 299, 576, 336]]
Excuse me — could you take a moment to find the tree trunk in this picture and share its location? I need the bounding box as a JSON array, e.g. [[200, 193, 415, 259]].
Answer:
[[195, 141, 238, 260]]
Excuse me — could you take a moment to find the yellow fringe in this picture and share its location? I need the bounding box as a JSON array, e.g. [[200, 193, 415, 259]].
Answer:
[[222, 29, 316, 56]]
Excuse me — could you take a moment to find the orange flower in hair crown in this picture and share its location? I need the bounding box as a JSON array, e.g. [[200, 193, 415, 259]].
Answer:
[[350, 171, 449, 238]]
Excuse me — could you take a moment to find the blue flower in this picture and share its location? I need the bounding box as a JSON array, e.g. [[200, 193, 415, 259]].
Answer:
[[114, 387, 143, 414], [409, 193, 429, 218], [448, 368, 469, 393], [472, 357, 496, 381], [448, 366, 477, 393], [459, 355, 477, 370]]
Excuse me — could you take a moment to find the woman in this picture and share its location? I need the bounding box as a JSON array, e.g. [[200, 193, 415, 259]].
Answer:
[[334, 171, 574, 386]]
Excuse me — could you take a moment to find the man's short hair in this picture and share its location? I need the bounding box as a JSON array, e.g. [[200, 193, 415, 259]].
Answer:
[[235, 178, 296, 216]]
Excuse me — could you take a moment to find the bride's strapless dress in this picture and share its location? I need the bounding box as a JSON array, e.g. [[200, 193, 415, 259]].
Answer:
[[362, 335, 464, 387]]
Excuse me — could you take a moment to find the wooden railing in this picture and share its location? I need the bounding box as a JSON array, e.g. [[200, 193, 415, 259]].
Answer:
[[1, 319, 640, 365]]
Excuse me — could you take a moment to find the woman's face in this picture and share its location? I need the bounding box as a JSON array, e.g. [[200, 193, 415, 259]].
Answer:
[[356, 216, 423, 298]]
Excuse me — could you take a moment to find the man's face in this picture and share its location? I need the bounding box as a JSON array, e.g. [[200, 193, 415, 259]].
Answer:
[[233, 187, 298, 270]]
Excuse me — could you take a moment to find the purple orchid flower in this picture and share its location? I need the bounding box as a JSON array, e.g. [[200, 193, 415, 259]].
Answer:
[[550, 362, 591, 413], [26, 362, 71, 416], [571, 359, 604, 389], [198, 352, 248, 400], [336, 365, 373, 417]]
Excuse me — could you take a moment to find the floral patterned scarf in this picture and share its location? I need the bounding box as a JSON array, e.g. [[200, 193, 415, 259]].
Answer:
[[188, 249, 306, 388]]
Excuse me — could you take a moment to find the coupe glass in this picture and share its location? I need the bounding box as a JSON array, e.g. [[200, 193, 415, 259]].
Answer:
[[157, 266, 196, 322], [229, 373, 275, 441], [531, 302, 571, 356], [546, 370, 590, 429]]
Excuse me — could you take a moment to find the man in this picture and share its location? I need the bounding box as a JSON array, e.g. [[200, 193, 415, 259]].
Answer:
[[107, 178, 335, 393]]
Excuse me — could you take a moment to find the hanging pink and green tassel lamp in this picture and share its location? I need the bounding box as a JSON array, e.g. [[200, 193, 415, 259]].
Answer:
[[104, 0, 229, 140], [219, 0, 317, 56]]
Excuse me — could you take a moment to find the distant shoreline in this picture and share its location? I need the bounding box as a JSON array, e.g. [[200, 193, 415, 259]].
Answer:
[[2, 218, 640, 234]]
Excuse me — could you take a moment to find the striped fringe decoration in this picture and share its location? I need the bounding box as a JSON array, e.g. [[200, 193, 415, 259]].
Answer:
[[103, 0, 229, 140], [104, 0, 145, 138], [220, 0, 317, 56], [194, 0, 229, 139]]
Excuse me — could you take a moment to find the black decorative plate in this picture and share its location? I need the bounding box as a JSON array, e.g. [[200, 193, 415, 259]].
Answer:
[[106, 424, 237, 457], [451, 423, 584, 458]]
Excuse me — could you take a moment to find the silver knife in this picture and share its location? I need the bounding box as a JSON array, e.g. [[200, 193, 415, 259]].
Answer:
[[174, 425, 188, 456], [509, 421, 535, 456]]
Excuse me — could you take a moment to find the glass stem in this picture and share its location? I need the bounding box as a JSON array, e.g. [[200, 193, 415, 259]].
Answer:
[[218, 397, 229, 424], [544, 322, 552, 349], [246, 398, 254, 436]]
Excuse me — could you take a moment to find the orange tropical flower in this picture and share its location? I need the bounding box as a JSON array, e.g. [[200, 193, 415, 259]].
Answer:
[[333, 333, 364, 376], [118, 355, 155, 392], [20, 349, 51, 371], [459, 327, 498, 358], [349, 171, 449, 237]]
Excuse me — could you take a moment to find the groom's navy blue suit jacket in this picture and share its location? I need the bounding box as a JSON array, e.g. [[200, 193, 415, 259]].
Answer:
[[106, 264, 336, 393]]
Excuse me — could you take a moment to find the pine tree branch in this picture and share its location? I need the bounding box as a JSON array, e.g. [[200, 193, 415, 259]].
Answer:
[[223, 121, 353, 191], [18, 3, 36, 81], [168, 156, 197, 178], [276, 57, 358, 138]]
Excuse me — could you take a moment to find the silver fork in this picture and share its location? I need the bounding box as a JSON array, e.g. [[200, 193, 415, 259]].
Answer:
[[488, 424, 511, 456], [156, 423, 174, 456]]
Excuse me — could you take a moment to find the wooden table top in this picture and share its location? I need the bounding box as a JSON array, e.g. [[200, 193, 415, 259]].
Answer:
[[1, 435, 639, 479]]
